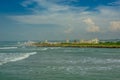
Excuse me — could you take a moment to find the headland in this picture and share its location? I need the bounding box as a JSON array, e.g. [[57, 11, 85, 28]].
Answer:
[[31, 39, 120, 48]]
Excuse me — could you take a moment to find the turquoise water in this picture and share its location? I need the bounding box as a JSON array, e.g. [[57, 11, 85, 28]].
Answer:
[[0, 41, 120, 80]]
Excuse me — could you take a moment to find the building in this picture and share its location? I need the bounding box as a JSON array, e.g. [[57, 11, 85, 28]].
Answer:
[[80, 38, 99, 44], [45, 40, 48, 43], [91, 38, 99, 44], [66, 39, 69, 43]]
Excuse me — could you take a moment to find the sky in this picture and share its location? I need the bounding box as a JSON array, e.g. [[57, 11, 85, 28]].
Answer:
[[0, 0, 120, 41]]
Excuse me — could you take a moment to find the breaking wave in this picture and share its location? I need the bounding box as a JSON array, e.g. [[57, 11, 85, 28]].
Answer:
[[0, 52, 37, 66], [50, 47, 61, 49], [41, 48, 48, 51], [0, 47, 18, 50]]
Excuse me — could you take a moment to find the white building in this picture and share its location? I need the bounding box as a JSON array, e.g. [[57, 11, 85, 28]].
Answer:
[[66, 39, 69, 43], [91, 38, 99, 44], [80, 38, 99, 44]]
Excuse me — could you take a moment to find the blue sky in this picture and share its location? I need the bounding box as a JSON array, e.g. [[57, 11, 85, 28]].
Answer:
[[0, 0, 120, 41]]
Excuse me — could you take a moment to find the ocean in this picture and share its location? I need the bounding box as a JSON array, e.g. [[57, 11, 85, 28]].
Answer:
[[0, 41, 120, 80]]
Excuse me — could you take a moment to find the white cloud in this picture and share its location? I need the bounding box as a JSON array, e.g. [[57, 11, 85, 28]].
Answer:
[[64, 24, 74, 34], [83, 18, 95, 25], [108, 0, 120, 6], [20, 0, 88, 13], [16, 0, 88, 26], [86, 25, 100, 32], [49, 5, 69, 12], [83, 18, 100, 32], [21, 0, 34, 7], [97, 6, 120, 17], [64, 27, 73, 34], [110, 21, 120, 31], [9, 0, 120, 37], [10, 13, 79, 25]]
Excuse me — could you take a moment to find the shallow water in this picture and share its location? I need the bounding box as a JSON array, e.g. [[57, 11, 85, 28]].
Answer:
[[0, 41, 120, 80]]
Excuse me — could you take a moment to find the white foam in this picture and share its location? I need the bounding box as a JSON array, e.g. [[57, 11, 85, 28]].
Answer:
[[0, 63, 3, 65], [41, 48, 48, 51], [0, 47, 17, 49], [10, 52, 37, 62], [80, 57, 120, 64], [0, 52, 37, 66], [50, 47, 61, 49]]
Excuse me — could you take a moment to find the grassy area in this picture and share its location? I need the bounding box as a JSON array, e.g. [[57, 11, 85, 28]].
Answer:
[[32, 42, 120, 48]]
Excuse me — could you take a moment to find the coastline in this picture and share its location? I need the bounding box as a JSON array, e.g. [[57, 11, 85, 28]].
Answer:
[[32, 43, 120, 48]]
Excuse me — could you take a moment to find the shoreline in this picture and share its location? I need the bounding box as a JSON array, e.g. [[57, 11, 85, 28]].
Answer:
[[32, 43, 120, 48]]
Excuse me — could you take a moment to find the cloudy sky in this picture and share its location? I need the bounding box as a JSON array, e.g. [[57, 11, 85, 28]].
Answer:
[[0, 0, 120, 41]]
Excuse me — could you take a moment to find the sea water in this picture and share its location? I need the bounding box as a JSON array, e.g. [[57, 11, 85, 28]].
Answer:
[[0, 41, 120, 80]]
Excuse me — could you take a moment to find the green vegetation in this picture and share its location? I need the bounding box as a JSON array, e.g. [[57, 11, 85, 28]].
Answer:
[[32, 41, 120, 48]]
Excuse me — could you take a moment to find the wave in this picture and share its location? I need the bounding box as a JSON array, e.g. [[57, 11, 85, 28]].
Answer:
[[64, 50, 72, 52], [41, 48, 48, 51], [0, 47, 18, 50], [10, 52, 37, 62], [0, 52, 37, 66], [50, 47, 61, 49], [39, 47, 61, 51]]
